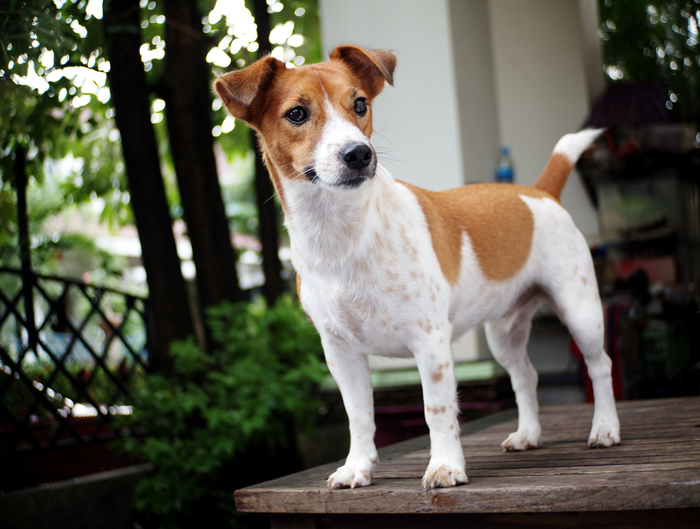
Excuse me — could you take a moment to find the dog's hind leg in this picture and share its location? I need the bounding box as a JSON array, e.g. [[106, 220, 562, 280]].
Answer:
[[485, 296, 543, 451], [552, 286, 621, 448]]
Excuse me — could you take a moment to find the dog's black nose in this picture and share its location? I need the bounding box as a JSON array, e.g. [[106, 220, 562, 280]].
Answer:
[[341, 143, 373, 170]]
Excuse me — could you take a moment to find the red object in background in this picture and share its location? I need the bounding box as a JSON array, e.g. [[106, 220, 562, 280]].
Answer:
[[0, 417, 134, 491], [571, 304, 627, 403], [615, 256, 677, 284]]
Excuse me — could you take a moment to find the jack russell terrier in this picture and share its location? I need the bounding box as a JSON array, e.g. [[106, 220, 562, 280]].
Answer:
[[214, 46, 621, 489]]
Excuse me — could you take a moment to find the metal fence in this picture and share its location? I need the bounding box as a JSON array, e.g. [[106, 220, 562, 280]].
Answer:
[[0, 267, 151, 456]]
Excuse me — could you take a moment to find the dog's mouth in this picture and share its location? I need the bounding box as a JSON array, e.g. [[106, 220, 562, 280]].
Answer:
[[303, 166, 319, 182], [335, 175, 371, 188], [302, 163, 376, 189]]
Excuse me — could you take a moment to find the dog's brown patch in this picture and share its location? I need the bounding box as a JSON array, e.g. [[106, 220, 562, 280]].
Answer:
[[532, 153, 573, 200], [401, 183, 550, 285]]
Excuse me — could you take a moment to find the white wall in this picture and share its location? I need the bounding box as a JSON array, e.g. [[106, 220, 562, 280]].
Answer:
[[577, 0, 606, 103], [319, 0, 465, 190], [448, 0, 500, 184], [320, 0, 603, 238], [487, 0, 600, 237]]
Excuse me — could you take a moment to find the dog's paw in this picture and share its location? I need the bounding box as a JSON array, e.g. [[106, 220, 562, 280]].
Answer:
[[501, 429, 541, 451], [422, 465, 468, 489], [327, 462, 374, 489], [588, 422, 621, 448]]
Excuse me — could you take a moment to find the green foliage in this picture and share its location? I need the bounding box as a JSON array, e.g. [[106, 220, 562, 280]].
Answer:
[[0, 0, 123, 198], [1, 0, 131, 275], [599, 0, 700, 122], [0, 0, 74, 77], [118, 295, 325, 528], [1, 0, 321, 279]]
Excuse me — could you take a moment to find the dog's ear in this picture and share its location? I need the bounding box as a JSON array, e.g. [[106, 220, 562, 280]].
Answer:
[[214, 56, 282, 126], [330, 46, 396, 98]]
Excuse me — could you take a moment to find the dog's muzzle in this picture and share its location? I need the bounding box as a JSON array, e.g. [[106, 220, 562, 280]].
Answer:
[[336, 142, 376, 188], [341, 143, 373, 170]]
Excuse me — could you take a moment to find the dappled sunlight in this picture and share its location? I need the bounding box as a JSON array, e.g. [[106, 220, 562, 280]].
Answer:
[[599, 1, 700, 119]]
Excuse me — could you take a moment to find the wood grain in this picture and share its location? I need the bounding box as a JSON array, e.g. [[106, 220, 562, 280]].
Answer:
[[237, 398, 700, 517]]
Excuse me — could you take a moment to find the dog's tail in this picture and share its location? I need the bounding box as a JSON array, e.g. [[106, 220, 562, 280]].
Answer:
[[532, 129, 601, 200]]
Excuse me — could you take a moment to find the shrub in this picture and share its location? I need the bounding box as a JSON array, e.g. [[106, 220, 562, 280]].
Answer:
[[118, 295, 325, 528]]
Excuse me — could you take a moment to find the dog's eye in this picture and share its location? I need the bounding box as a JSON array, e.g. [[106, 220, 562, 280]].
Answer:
[[354, 98, 368, 117], [286, 106, 309, 124]]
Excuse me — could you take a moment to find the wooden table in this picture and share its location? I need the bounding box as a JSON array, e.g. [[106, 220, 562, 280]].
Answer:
[[236, 397, 700, 528]]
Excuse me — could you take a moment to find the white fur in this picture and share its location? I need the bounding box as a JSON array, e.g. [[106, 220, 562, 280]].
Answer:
[[275, 116, 620, 488], [312, 100, 374, 188], [553, 128, 604, 162]]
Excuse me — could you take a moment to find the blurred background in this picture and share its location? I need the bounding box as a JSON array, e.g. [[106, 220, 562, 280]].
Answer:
[[1, 0, 698, 528]]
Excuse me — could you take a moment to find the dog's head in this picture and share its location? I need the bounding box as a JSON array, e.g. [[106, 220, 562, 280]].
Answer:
[[214, 46, 395, 191]]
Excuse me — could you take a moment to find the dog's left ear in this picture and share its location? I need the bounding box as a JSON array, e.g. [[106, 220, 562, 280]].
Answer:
[[330, 46, 396, 98]]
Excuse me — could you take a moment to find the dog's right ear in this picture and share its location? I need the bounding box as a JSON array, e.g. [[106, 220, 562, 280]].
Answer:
[[214, 56, 281, 126]]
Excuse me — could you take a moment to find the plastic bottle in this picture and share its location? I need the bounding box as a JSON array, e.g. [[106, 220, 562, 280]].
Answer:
[[495, 146, 514, 183]]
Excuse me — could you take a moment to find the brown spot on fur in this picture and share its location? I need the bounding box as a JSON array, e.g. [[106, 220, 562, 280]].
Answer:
[[431, 370, 443, 383], [401, 182, 548, 285]]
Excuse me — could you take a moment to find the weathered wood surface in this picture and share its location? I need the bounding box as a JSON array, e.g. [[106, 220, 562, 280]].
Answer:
[[236, 398, 700, 517]]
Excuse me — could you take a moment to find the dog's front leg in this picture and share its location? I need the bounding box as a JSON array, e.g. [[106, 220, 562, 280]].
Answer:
[[324, 343, 378, 489], [414, 335, 467, 488]]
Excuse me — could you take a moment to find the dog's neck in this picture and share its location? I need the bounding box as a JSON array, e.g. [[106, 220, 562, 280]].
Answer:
[[267, 162, 397, 271]]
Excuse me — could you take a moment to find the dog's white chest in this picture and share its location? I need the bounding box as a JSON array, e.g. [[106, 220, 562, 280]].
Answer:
[[290, 177, 450, 354], [298, 249, 425, 354]]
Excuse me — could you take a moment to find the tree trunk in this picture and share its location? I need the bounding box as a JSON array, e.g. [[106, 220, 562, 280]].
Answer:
[[162, 0, 245, 320], [103, 0, 194, 374], [251, 0, 285, 305], [14, 145, 37, 354]]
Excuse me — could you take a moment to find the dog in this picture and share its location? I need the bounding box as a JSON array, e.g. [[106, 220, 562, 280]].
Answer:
[[214, 46, 621, 489]]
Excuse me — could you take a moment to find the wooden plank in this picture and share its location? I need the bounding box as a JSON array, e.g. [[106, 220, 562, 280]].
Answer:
[[235, 398, 700, 515], [236, 468, 700, 514], [397, 441, 700, 465], [375, 462, 700, 480]]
